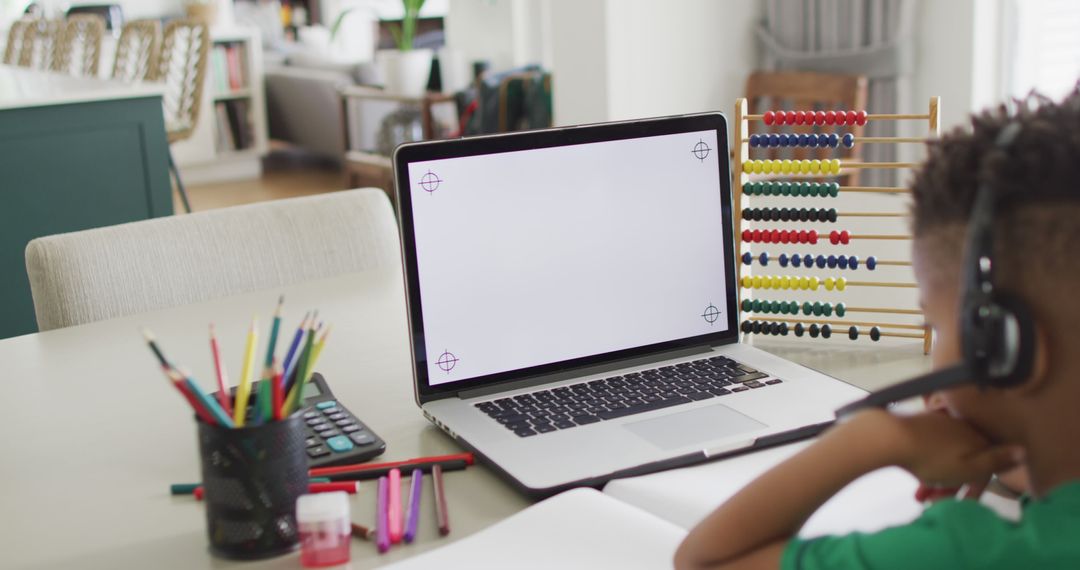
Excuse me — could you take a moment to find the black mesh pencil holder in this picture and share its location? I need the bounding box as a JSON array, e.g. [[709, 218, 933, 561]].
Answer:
[[196, 414, 307, 560]]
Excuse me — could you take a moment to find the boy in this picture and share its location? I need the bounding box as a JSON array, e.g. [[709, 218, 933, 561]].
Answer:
[[674, 90, 1080, 569]]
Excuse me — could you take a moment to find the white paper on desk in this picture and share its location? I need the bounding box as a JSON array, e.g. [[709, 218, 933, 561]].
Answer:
[[381, 488, 686, 570], [603, 441, 925, 538]]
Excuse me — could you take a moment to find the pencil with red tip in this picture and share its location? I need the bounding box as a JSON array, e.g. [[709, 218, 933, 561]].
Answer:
[[208, 324, 233, 417], [271, 359, 284, 421], [174, 368, 235, 428], [143, 329, 214, 424]]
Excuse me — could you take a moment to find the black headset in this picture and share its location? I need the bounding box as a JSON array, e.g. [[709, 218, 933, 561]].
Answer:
[[835, 122, 1036, 417]]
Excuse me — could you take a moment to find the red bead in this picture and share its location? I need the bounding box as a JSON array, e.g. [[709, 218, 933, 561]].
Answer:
[[763, 111, 775, 125], [846, 110, 858, 125], [824, 110, 837, 125], [855, 110, 867, 126], [742, 229, 753, 242], [795, 111, 807, 125], [809, 232, 819, 244], [815, 111, 826, 126], [760, 230, 771, 243], [787, 111, 799, 125], [829, 230, 840, 245], [840, 230, 850, 244], [771, 229, 781, 243], [779, 231, 790, 244], [752, 229, 762, 242]]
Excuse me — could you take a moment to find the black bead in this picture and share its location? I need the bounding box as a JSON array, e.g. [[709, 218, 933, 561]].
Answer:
[[741, 321, 753, 333], [809, 324, 820, 338], [827, 208, 838, 223], [848, 326, 858, 340], [821, 324, 832, 338], [794, 323, 805, 336]]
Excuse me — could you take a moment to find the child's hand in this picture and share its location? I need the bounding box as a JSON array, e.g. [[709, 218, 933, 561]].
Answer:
[[892, 412, 1024, 489]]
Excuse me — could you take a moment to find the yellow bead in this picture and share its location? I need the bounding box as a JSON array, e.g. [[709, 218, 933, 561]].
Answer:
[[780, 276, 790, 289], [741, 275, 752, 288], [824, 277, 835, 291], [836, 277, 847, 291], [831, 159, 841, 174], [742, 161, 753, 174], [799, 160, 811, 174], [809, 277, 820, 291], [771, 276, 782, 289], [752, 160, 764, 174], [761, 276, 771, 290], [781, 159, 792, 174], [752, 275, 763, 289], [810, 159, 822, 174], [800, 276, 810, 290]]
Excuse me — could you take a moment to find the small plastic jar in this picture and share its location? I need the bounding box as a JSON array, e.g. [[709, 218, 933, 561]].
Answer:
[[297, 491, 351, 567]]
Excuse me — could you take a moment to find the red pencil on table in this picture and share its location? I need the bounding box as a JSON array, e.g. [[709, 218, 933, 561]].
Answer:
[[194, 481, 359, 500], [209, 324, 233, 416]]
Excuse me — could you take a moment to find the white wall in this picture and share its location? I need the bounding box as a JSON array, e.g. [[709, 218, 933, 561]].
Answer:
[[39, 0, 186, 19]]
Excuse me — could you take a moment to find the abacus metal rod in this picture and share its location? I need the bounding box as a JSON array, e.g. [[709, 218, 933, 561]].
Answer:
[[840, 212, 906, 217], [741, 137, 927, 144], [744, 113, 931, 121], [846, 307, 922, 315], [881, 332, 926, 339], [824, 234, 913, 240], [846, 281, 918, 288], [763, 317, 926, 330], [754, 256, 912, 266], [840, 162, 920, 169], [839, 186, 911, 193]]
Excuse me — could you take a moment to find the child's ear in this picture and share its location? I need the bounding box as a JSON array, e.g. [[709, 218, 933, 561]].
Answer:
[[1015, 323, 1050, 395]]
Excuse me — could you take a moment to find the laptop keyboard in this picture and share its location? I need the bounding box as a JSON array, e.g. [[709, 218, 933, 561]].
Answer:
[[474, 355, 783, 437]]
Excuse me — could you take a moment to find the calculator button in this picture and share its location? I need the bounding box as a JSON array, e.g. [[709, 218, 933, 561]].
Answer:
[[319, 430, 341, 438], [305, 437, 321, 448], [349, 432, 375, 445], [307, 446, 330, 458], [303, 411, 319, 419], [319, 407, 340, 415], [306, 417, 328, 426], [327, 412, 347, 421], [334, 418, 355, 427], [341, 425, 362, 433], [325, 435, 355, 453], [315, 401, 337, 410], [314, 423, 335, 433]]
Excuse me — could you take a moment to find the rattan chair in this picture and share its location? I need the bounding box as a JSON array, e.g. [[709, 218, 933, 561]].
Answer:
[[111, 19, 160, 82], [53, 14, 105, 77], [19, 18, 63, 70], [2, 18, 33, 65], [154, 18, 209, 214]]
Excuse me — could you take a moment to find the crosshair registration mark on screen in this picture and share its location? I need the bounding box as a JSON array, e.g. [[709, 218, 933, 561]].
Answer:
[[437, 350, 459, 373], [702, 303, 721, 325], [419, 170, 443, 193], [691, 139, 711, 162]]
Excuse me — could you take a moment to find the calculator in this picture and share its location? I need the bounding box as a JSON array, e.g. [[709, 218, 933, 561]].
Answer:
[[298, 373, 387, 468]]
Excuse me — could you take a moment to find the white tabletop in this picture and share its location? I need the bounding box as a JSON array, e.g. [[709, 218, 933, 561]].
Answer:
[[0, 267, 931, 569], [0, 64, 163, 111]]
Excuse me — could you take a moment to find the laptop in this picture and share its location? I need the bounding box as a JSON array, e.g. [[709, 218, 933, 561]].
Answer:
[[393, 113, 866, 497]]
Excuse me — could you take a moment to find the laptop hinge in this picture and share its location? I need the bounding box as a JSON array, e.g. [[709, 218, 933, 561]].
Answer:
[[456, 344, 713, 400]]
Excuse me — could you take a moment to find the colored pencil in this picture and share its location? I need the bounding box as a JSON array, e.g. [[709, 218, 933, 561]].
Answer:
[[376, 476, 391, 553], [404, 468, 423, 543], [433, 464, 450, 536], [285, 311, 317, 391], [208, 324, 233, 416], [233, 317, 258, 426], [271, 360, 284, 421], [263, 296, 284, 369], [174, 368, 235, 428], [282, 319, 317, 416], [191, 481, 357, 499], [141, 328, 171, 369], [309, 453, 475, 480], [388, 468, 403, 544], [281, 312, 310, 383], [159, 365, 215, 424], [171, 477, 332, 494], [351, 522, 375, 541]]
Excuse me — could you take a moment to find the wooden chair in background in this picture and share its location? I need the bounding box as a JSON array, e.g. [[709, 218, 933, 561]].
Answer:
[[19, 18, 63, 70], [111, 19, 161, 82], [53, 14, 105, 77], [154, 18, 210, 214], [2, 19, 33, 65], [744, 71, 868, 185]]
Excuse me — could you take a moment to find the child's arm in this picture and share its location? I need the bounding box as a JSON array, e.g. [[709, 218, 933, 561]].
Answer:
[[673, 409, 1022, 570]]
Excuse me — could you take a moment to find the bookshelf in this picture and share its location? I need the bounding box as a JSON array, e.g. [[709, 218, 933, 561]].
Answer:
[[171, 27, 268, 185]]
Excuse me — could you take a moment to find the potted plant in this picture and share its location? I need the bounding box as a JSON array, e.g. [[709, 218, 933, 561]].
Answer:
[[375, 0, 432, 96]]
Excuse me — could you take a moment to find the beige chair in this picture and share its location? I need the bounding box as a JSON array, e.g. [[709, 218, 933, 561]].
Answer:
[[2, 18, 33, 65], [154, 18, 210, 214], [111, 19, 161, 82], [53, 14, 105, 77], [25, 189, 400, 331], [19, 18, 63, 70]]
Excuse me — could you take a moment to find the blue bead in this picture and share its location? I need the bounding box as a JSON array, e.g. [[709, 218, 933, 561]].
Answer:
[[818, 134, 830, 147], [838, 255, 849, 269], [759, 252, 769, 266], [867, 256, 878, 270], [800, 133, 811, 146], [778, 253, 789, 267], [791, 254, 802, 267], [849, 255, 859, 269], [806, 135, 818, 148], [779, 134, 791, 147], [768, 133, 780, 147], [803, 254, 814, 267], [828, 133, 839, 148], [816, 255, 827, 268], [750, 134, 760, 147], [742, 252, 752, 265], [842, 133, 855, 148], [827, 255, 837, 268]]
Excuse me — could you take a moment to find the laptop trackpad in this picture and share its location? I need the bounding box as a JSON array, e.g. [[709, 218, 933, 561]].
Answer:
[[623, 404, 767, 450]]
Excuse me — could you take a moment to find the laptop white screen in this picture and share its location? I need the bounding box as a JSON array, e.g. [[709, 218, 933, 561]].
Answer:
[[407, 129, 730, 387]]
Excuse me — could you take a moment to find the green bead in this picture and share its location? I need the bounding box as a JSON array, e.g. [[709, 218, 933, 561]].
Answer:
[[822, 303, 833, 317], [752, 299, 763, 312], [741, 299, 752, 312], [813, 182, 824, 197], [802, 302, 813, 316], [835, 303, 846, 317], [749, 182, 760, 196], [829, 182, 840, 197], [812, 301, 823, 316], [789, 301, 800, 314], [796, 182, 808, 197], [770, 300, 781, 313], [782, 182, 792, 196]]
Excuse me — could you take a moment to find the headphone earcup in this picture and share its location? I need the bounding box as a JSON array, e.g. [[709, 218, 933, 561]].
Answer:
[[963, 292, 1036, 389]]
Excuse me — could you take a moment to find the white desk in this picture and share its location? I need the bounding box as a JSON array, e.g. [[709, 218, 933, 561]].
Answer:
[[0, 64, 162, 110], [0, 267, 931, 569]]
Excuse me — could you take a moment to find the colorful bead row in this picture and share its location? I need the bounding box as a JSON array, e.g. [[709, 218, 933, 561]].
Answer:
[[740, 252, 878, 270], [742, 320, 882, 341], [739, 275, 849, 291], [762, 110, 868, 127], [749, 132, 855, 149], [742, 207, 838, 223], [742, 159, 842, 175], [742, 181, 840, 198], [740, 299, 849, 317], [740, 229, 851, 245]]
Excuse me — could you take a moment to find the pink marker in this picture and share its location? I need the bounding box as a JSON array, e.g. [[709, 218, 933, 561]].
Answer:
[[388, 468, 403, 543], [376, 476, 390, 553]]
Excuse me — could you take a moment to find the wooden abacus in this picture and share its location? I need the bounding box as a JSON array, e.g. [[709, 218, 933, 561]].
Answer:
[[733, 97, 941, 353]]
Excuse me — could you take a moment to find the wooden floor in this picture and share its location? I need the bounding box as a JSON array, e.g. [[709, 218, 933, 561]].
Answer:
[[172, 152, 345, 213]]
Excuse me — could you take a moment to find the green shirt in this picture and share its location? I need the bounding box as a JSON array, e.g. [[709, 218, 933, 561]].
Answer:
[[781, 481, 1080, 570]]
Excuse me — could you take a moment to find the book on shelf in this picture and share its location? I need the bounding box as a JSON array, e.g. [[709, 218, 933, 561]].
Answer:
[[210, 42, 248, 95], [382, 440, 1019, 569], [213, 99, 254, 152]]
